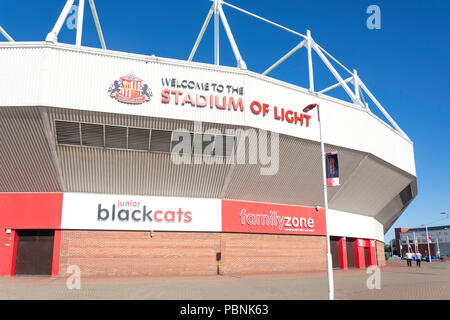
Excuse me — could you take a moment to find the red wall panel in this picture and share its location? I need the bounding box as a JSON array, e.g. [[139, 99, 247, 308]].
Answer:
[[222, 200, 326, 235], [0, 193, 63, 229], [338, 237, 348, 269], [0, 193, 63, 275], [354, 238, 378, 269], [0, 230, 16, 276]]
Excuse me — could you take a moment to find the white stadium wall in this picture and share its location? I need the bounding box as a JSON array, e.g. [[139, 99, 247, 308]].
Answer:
[[327, 209, 384, 242], [0, 43, 415, 176]]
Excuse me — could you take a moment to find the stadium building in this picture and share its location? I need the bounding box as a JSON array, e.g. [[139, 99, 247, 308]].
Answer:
[[0, 1, 417, 277]]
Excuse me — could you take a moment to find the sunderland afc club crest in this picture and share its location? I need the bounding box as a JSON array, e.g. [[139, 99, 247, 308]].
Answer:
[[108, 73, 152, 104]]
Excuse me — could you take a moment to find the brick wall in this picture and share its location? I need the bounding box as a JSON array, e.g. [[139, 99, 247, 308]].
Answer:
[[59, 230, 327, 277], [221, 233, 326, 274], [376, 240, 386, 266]]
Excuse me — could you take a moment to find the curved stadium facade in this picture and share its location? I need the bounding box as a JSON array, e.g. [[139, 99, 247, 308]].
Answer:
[[0, 3, 417, 277]]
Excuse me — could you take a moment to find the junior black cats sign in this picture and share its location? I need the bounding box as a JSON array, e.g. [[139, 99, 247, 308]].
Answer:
[[61, 193, 221, 231]]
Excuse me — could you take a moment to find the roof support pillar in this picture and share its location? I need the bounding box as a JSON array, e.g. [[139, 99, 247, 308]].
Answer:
[[359, 79, 409, 139], [45, 0, 76, 43], [0, 26, 14, 42], [188, 4, 214, 61], [88, 0, 106, 49], [75, 0, 85, 46], [306, 30, 314, 92], [214, 0, 220, 65], [218, 3, 247, 69], [313, 42, 358, 103], [263, 40, 306, 75]]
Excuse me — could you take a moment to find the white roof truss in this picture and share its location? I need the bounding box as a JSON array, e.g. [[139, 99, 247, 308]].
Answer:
[[8, 0, 408, 140]]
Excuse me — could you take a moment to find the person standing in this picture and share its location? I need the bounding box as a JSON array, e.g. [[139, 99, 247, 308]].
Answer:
[[416, 252, 422, 267], [405, 251, 413, 267]]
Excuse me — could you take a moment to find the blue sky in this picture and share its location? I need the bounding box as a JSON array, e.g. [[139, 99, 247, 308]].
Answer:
[[1, 0, 449, 241]]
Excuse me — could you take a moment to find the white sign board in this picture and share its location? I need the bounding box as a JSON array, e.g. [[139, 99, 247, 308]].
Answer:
[[61, 193, 222, 232]]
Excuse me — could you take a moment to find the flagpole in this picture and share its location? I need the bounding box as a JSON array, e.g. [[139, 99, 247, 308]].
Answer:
[[422, 224, 431, 263], [413, 232, 417, 254], [436, 238, 440, 257], [390, 239, 393, 258]]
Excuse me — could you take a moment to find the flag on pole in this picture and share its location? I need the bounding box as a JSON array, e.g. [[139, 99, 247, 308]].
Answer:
[[413, 232, 417, 253], [326, 152, 340, 187]]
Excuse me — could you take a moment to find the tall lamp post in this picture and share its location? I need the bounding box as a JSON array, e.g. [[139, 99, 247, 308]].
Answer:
[[390, 239, 394, 258], [436, 237, 440, 258], [303, 103, 334, 300], [421, 224, 431, 263], [439, 213, 448, 258], [413, 232, 417, 254]]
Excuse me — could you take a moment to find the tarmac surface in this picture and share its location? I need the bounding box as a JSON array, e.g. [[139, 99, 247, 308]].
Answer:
[[0, 259, 449, 300]]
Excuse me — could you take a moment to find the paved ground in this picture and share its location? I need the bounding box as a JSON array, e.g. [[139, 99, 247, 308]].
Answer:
[[1, 259, 449, 300]]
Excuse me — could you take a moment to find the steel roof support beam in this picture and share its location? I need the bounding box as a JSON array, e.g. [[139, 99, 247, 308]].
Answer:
[[312, 42, 359, 104], [218, 4, 247, 69], [318, 76, 353, 94], [188, 4, 214, 62], [214, 0, 220, 65], [0, 26, 14, 42], [187, 1, 246, 69], [88, 0, 106, 49], [352, 69, 369, 110], [222, 1, 306, 39], [262, 40, 306, 75], [45, 0, 104, 49], [353, 69, 360, 101], [195, 1, 406, 139], [316, 43, 353, 76], [46, 0, 76, 43], [358, 79, 409, 140], [358, 86, 371, 111], [75, 0, 85, 46], [307, 30, 314, 92]]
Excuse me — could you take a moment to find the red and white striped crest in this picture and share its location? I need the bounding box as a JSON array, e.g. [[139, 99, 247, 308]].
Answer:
[[108, 73, 151, 104]]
